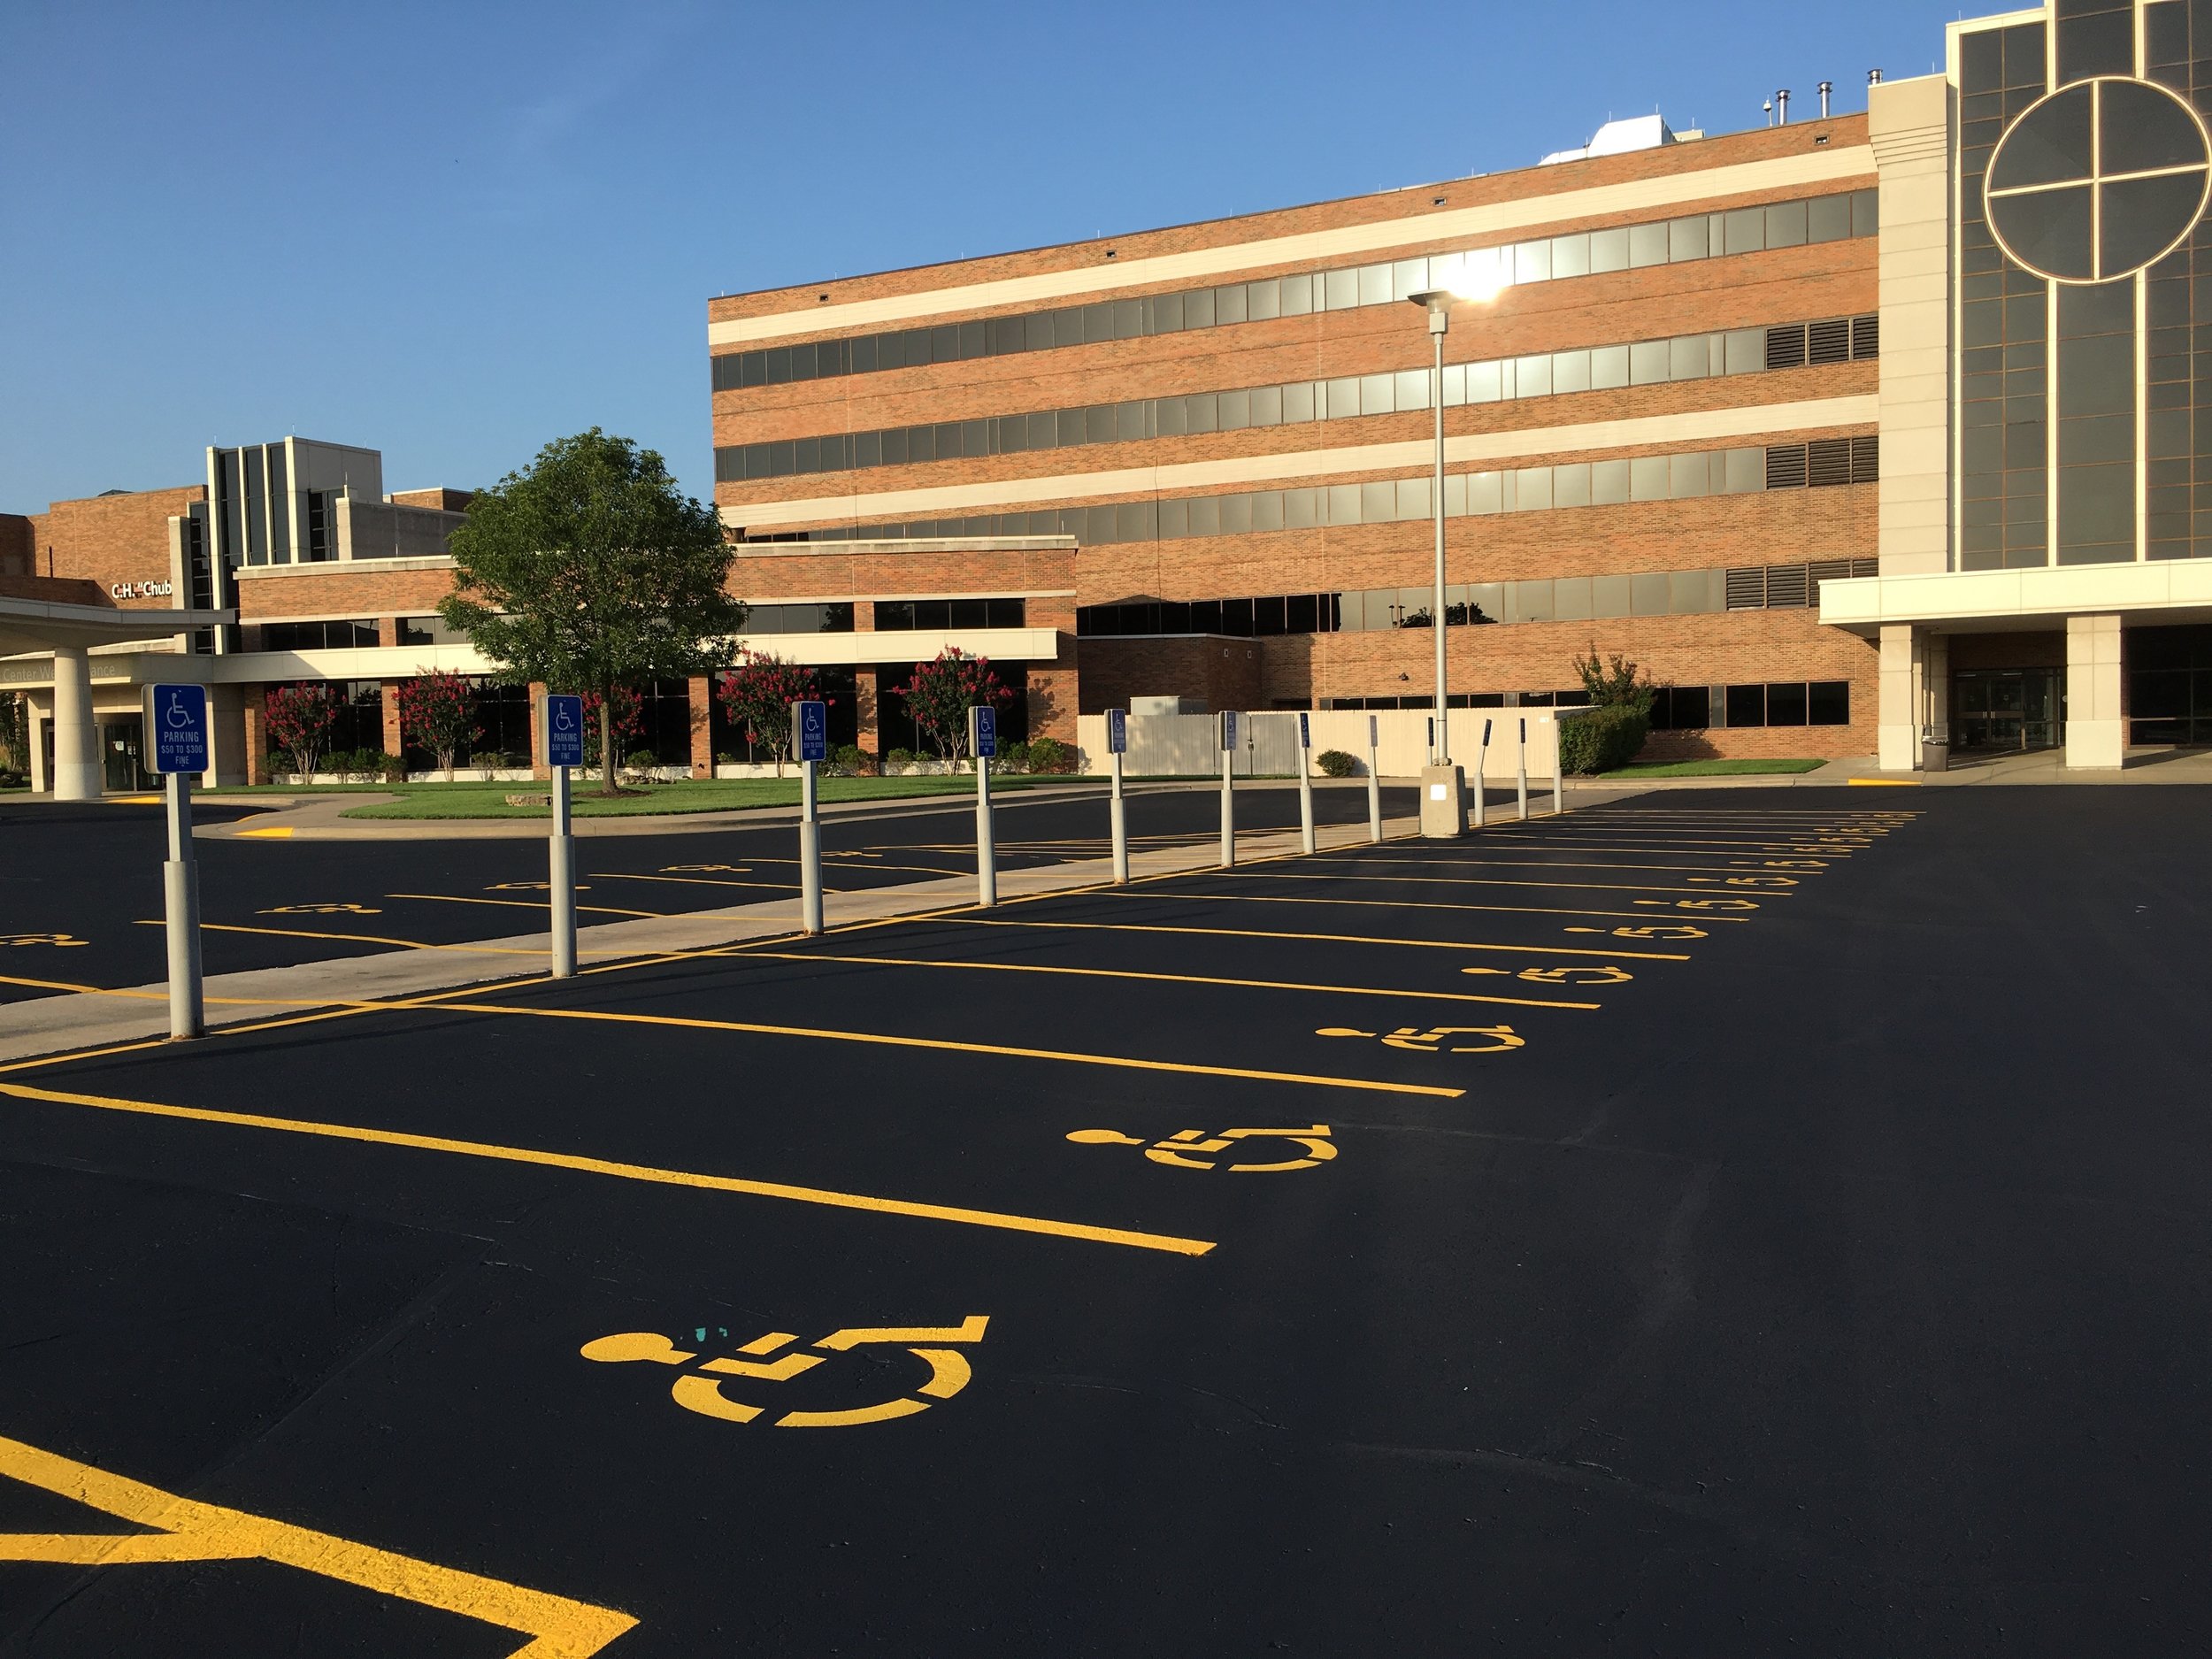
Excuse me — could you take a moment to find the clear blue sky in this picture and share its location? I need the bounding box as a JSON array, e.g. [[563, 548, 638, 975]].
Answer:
[[0, 0, 1949, 514]]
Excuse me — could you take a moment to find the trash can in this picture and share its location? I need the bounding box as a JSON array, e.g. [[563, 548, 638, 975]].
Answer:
[[1920, 735, 1949, 773]]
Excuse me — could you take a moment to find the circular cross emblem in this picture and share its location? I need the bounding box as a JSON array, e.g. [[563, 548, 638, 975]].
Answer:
[[1986, 77, 2212, 282]]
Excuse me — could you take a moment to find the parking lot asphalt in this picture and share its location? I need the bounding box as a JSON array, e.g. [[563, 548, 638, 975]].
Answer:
[[0, 781, 1417, 1003], [1, 787, 2208, 1655]]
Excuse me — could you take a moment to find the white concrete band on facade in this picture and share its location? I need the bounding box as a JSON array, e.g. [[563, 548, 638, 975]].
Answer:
[[720, 394, 1879, 529], [708, 146, 1876, 346]]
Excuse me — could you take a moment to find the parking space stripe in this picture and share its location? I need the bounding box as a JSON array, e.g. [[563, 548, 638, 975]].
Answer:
[[941, 917, 1693, 960], [1217, 870, 1792, 897], [396, 999, 1468, 1098], [588, 871, 803, 893], [726, 949, 1601, 1010], [1101, 889, 1750, 923], [0, 1079, 1218, 1256], [1303, 855, 1828, 876]]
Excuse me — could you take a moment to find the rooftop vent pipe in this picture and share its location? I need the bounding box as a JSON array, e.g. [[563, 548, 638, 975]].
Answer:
[[1818, 81, 1832, 117], [1763, 97, 1774, 126], [1777, 88, 1792, 124], [1868, 69, 1884, 87]]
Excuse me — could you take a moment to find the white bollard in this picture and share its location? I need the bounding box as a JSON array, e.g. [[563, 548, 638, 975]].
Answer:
[[1364, 714, 1381, 843], [1472, 718, 1491, 829], [1217, 710, 1239, 870], [163, 770, 203, 1039], [799, 757, 824, 933], [1296, 710, 1316, 855], [971, 704, 998, 906], [1110, 747, 1129, 883], [549, 761, 577, 977], [1516, 718, 1529, 822]]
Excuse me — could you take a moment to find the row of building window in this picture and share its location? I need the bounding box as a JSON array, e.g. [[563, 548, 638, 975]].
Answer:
[[1075, 558, 1878, 639], [712, 315, 1878, 483], [710, 190, 1881, 394], [746, 438, 1878, 546], [251, 615, 470, 652], [1317, 680, 1851, 728]]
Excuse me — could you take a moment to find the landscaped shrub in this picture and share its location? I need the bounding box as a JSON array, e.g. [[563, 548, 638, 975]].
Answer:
[[886, 747, 917, 766], [1558, 706, 1651, 774], [831, 743, 870, 774], [995, 738, 1032, 772], [1314, 749, 1358, 778], [1027, 736, 1074, 773]]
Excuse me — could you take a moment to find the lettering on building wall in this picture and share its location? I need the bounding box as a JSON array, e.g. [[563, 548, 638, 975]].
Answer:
[[109, 580, 173, 600]]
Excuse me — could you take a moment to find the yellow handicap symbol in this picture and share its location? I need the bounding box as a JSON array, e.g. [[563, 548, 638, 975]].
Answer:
[[1066, 1125, 1336, 1171], [258, 902, 381, 916], [1633, 897, 1758, 912], [0, 933, 88, 949], [1462, 964, 1632, 986], [1565, 924, 1708, 941], [1688, 875, 1796, 888], [581, 1316, 987, 1428], [1315, 1025, 1524, 1054], [487, 880, 590, 891], [661, 863, 749, 873], [0, 1429, 634, 1655]]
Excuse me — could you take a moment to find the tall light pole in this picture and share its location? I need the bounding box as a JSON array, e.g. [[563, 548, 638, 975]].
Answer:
[[1406, 275, 1500, 834], [1409, 290, 1454, 764]]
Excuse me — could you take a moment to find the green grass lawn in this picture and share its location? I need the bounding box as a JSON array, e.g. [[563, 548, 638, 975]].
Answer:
[[1599, 757, 1830, 779], [303, 773, 1093, 820]]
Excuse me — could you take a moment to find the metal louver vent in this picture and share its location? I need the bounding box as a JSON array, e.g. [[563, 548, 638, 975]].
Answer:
[[1808, 557, 1853, 598], [1850, 435, 1879, 482], [1765, 444, 1809, 488], [1765, 565, 1811, 608], [1849, 557, 1879, 577], [1807, 438, 1854, 486], [1725, 567, 1769, 609], [1765, 325, 1809, 370], [1808, 318, 1851, 364], [1851, 314, 1878, 358]]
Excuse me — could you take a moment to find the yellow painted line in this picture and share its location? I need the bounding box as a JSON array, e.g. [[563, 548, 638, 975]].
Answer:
[[1848, 778, 1924, 787], [1233, 869, 1787, 898], [399, 998, 1464, 1099], [0, 1079, 1218, 1256], [1455, 841, 1855, 860], [1306, 854, 1824, 877], [105, 795, 162, 805], [743, 855, 977, 879], [1106, 889, 1749, 924], [0, 1432, 635, 1656], [388, 892, 665, 919], [134, 918, 549, 957], [235, 824, 296, 839], [941, 916, 1693, 960], [729, 949, 1600, 1011], [588, 871, 803, 894], [1479, 833, 1868, 852]]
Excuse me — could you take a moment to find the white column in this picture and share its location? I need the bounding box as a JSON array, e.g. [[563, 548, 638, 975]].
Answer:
[[26, 699, 49, 795], [1869, 75, 1955, 577], [1878, 624, 1922, 771], [1923, 634, 1950, 742], [49, 645, 102, 800], [2065, 614, 2124, 770]]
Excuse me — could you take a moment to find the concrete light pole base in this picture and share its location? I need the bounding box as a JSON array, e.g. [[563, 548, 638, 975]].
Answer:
[[1419, 764, 1466, 838]]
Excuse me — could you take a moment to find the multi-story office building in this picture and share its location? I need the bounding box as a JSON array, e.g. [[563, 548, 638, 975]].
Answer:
[[710, 111, 1887, 760]]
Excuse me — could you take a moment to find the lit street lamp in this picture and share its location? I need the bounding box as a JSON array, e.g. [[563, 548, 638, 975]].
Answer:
[[1406, 270, 1501, 831]]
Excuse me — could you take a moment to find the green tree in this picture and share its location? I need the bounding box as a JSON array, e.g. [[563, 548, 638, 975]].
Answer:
[[439, 429, 744, 795], [1571, 645, 1657, 717], [396, 670, 481, 781], [895, 648, 1014, 767], [263, 683, 340, 781]]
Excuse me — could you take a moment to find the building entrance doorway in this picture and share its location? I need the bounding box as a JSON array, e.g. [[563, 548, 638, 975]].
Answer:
[[1953, 668, 2063, 752], [100, 717, 150, 792]]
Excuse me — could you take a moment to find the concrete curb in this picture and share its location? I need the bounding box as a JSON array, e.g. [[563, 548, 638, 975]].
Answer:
[[0, 810, 1432, 1065]]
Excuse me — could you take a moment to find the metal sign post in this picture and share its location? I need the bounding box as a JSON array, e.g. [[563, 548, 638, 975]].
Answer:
[[1516, 717, 1530, 822], [1217, 710, 1240, 869], [1365, 713, 1382, 843], [144, 684, 207, 1040], [794, 699, 827, 933], [1105, 706, 1130, 884], [1552, 718, 1565, 818], [1473, 718, 1492, 828], [1296, 710, 1317, 855], [970, 704, 998, 906], [542, 694, 584, 978]]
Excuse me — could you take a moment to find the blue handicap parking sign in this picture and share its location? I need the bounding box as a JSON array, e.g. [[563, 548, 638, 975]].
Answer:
[[1220, 710, 1240, 751], [972, 705, 998, 759], [1297, 711, 1311, 749], [145, 684, 208, 774], [1106, 707, 1127, 755], [544, 695, 586, 769], [794, 699, 828, 763]]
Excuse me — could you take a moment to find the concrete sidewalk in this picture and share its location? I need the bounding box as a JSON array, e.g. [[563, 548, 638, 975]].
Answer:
[[0, 810, 1427, 1064]]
